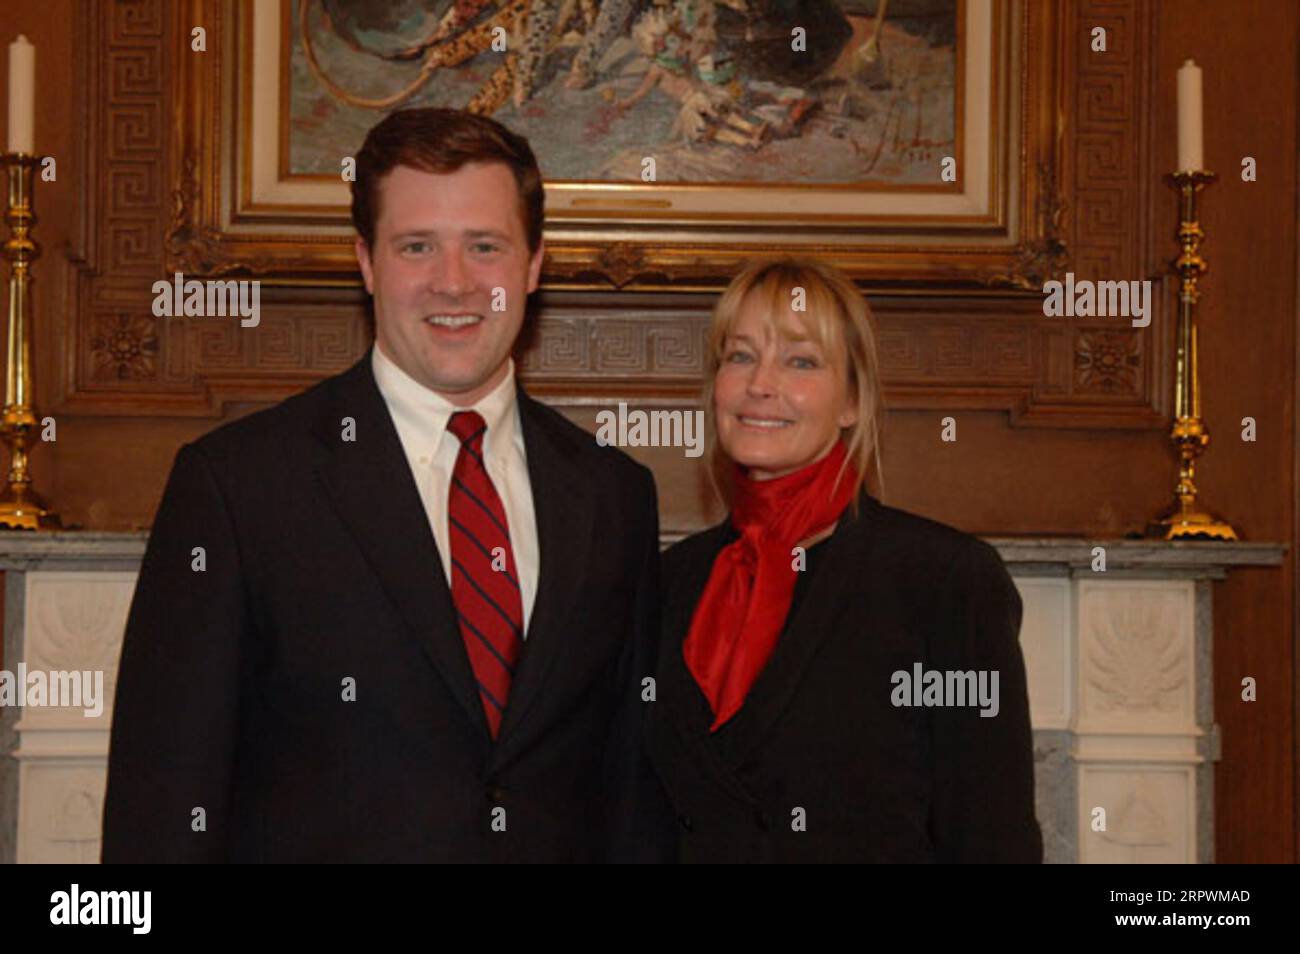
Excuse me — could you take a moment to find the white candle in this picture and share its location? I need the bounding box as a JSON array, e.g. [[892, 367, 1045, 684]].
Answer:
[[8, 35, 36, 154], [1176, 58, 1203, 172]]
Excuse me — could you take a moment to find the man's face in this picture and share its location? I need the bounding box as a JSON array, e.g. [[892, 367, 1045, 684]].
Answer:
[[356, 161, 544, 406]]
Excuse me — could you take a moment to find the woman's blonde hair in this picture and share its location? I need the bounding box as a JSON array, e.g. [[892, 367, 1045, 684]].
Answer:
[[703, 256, 886, 514]]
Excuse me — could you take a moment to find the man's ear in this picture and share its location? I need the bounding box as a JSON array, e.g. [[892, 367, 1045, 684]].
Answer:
[[355, 237, 375, 295], [526, 238, 545, 294]]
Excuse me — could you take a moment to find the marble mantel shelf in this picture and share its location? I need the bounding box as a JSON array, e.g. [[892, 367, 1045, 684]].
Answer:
[[0, 531, 149, 570], [0, 530, 1288, 864], [984, 538, 1287, 575], [0, 530, 1287, 570]]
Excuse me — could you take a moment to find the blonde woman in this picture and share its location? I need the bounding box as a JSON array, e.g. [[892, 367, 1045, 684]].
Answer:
[[646, 257, 1042, 863]]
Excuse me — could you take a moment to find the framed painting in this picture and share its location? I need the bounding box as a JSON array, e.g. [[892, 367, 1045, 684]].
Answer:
[[166, 0, 1066, 289]]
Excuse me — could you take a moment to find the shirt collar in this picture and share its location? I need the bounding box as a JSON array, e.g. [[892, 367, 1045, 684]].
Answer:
[[371, 342, 519, 461]]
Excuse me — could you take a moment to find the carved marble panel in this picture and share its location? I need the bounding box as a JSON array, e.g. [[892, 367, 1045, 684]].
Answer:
[[1078, 766, 1195, 864], [1076, 579, 1195, 732]]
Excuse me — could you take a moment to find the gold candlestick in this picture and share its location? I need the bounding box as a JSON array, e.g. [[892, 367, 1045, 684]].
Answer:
[[0, 152, 60, 530], [1146, 170, 1236, 540]]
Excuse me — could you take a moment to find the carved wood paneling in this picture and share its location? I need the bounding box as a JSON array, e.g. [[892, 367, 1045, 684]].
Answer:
[[1070, 0, 1153, 283], [53, 0, 1166, 430]]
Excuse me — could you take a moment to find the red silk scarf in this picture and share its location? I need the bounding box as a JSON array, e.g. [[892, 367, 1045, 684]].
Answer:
[[683, 439, 858, 730]]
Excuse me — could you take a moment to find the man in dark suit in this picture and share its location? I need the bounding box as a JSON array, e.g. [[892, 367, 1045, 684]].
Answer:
[[102, 108, 672, 862]]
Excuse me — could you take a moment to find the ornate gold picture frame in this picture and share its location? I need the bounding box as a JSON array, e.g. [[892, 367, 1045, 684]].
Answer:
[[166, 0, 1065, 290]]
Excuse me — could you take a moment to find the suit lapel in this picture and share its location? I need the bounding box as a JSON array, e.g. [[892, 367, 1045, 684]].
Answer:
[[492, 386, 595, 756], [661, 522, 731, 747], [309, 349, 487, 736], [657, 524, 759, 805]]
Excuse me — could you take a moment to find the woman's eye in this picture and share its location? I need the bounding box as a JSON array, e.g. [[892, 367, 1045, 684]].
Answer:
[[725, 350, 753, 363], [790, 355, 819, 369]]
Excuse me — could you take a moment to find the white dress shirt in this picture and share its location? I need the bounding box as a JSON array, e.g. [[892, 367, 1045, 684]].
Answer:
[[372, 344, 540, 636]]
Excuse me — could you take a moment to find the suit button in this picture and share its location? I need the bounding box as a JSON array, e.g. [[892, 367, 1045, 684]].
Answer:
[[486, 784, 505, 802], [755, 812, 771, 831], [677, 814, 694, 832]]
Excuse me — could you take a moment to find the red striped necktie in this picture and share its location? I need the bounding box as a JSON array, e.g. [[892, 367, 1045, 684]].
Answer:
[[446, 410, 524, 739]]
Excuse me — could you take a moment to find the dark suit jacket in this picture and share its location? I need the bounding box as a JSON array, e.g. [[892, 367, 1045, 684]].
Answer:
[[647, 492, 1043, 863], [102, 347, 674, 863]]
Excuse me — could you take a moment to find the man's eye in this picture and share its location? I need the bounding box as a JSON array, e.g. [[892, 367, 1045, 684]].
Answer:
[[472, 243, 500, 254], [401, 242, 429, 254]]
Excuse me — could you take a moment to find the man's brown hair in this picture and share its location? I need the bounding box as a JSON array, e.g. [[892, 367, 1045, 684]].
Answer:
[[350, 107, 545, 255]]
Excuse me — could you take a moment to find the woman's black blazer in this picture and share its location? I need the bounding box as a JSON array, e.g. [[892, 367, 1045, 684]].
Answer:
[[646, 492, 1043, 863]]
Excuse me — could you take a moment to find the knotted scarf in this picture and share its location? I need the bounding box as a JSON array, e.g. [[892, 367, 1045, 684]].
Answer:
[[683, 440, 857, 730]]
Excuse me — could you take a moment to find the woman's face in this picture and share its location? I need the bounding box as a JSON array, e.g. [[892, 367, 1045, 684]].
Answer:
[[713, 290, 858, 480]]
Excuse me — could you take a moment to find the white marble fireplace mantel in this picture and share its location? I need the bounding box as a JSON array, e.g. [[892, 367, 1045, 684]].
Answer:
[[0, 531, 1285, 863]]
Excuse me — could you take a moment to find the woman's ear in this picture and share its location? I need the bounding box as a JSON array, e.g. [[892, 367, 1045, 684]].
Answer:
[[838, 379, 860, 429]]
